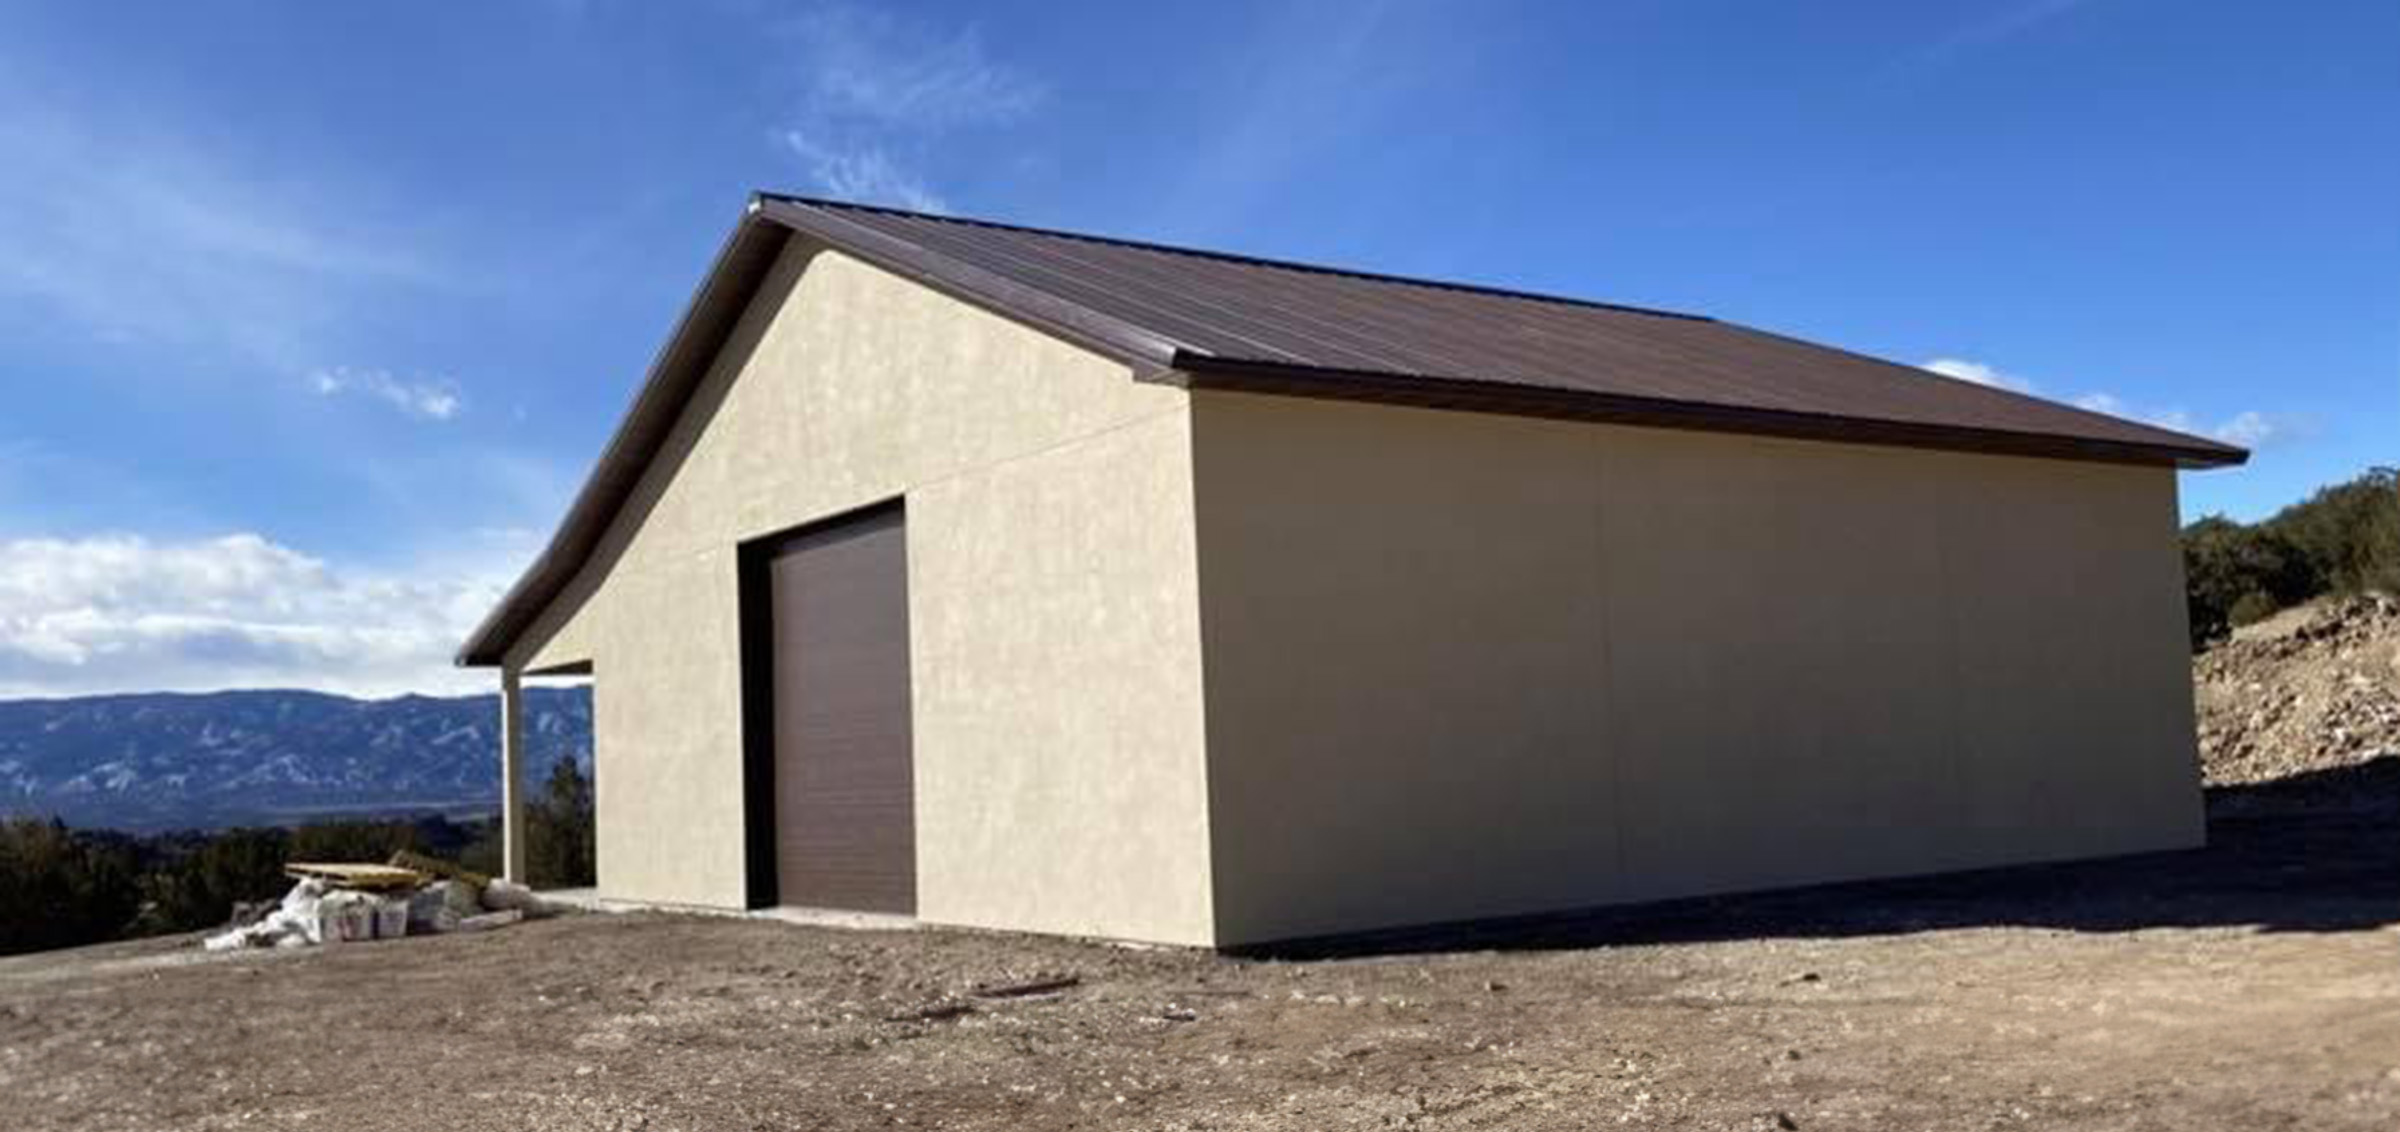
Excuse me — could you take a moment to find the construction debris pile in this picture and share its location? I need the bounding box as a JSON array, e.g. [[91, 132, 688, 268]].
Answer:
[[203, 852, 557, 951], [2193, 593, 2400, 790]]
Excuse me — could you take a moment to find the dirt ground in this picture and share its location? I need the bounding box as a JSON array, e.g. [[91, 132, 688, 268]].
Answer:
[[4, 765, 2396, 1132], [2197, 593, 2399, 790]]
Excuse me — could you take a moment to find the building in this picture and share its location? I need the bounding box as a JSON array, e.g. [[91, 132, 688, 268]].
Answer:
[[458, 194, 2244, 948]]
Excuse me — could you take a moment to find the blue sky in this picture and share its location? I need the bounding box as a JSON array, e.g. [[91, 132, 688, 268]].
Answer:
[[0, 0, 2393, 696]]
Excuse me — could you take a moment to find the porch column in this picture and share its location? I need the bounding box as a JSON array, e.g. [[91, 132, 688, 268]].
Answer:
[[500, 667, 528, 884]]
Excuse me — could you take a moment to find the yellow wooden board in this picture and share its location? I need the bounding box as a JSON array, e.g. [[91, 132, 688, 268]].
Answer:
[[385, 849, 489, 890]]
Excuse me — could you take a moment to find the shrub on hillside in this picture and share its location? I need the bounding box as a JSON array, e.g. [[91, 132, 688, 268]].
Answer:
[[291, 819, 423, 863], [137, 827, 291, 934], [2227, 590, 2281, 628], [0, 819, 141, 955], [2183, 467, 2399, 649], [2183, 517, 2317, 648], [2273, 468, 2400, 596]]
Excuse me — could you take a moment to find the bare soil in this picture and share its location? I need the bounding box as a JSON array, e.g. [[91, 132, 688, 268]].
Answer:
[[2198, 593, 2399, 790], [4, 767, 2397, 1132]]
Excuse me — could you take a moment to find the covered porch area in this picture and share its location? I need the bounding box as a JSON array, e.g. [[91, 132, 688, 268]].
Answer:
[[496, 660, 596, 891]]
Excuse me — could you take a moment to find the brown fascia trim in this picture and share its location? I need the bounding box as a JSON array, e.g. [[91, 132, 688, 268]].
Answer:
[[458, 198, 1191, 668], [1160, 354, 2251, 470], [456, 208, 791, 667]]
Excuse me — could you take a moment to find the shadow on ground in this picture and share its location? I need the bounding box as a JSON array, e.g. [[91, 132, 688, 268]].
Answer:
[[1240, 758, 2400, 960]]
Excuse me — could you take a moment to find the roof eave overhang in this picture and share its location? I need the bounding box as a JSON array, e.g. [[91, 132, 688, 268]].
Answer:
[[1162, 353, 2250, 471]]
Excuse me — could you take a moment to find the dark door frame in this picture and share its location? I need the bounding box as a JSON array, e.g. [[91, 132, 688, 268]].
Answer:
[[735, 496, 907, 910]]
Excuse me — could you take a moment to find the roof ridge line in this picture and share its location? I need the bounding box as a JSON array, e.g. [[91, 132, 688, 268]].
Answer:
[[756, 191, 1715, 325]]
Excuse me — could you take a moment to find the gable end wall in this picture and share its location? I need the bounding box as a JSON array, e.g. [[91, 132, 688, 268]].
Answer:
[[502, 240, 1214, 944]]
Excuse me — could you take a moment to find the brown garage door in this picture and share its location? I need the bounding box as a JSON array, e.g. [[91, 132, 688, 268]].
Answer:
[[767, 505, 914, 914]]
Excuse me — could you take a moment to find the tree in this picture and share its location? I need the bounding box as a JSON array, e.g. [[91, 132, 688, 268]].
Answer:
[[527, 757, 595, 889], [2181, 467, 2400, 650], [138, 826, 291, 933], [291, 819, 420, 863], [2266, 468, 2400, 596], [0, 819, 142, 955], [456, 819, 503, 879], [2182, 516, 2316, 649]]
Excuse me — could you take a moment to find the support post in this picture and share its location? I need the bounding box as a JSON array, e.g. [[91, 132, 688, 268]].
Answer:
[[500, 668, 528, 885]]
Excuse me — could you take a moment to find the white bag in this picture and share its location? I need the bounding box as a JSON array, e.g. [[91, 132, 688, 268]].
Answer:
[[315, 890, 376, 944]]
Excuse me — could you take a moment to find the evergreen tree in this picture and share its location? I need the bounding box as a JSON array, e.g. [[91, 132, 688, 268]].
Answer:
[[528, 756, 596, 889]]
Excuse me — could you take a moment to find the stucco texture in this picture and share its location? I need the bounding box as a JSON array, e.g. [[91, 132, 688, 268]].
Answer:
[[503, 239, 1214, 944], [1191, 391, 2201, 946], [496, 237, 2203, 950]]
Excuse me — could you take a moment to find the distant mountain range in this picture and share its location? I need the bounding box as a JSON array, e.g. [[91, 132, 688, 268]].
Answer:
[[0, 688, 592, 832]]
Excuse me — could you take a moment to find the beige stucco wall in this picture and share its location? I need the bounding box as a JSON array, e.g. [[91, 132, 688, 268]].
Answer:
[[496, 237, 2200, 949], [501, 238, 1214, 944], [1192, 391, 2201, 946]]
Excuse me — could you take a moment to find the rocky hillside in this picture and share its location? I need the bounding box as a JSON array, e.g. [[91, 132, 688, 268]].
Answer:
[[0, 688, 590, 831], [2194, 593, 2399, 791]]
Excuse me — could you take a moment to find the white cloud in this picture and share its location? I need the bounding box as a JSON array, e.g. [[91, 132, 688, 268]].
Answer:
[[1921, 356, 2292, 451], [2073, 392, 2188, 429], [2075, 392, 2195, 432], [774, 3, 1044, 211], [2073, 393, 2290, 447], [1922, 357, 2035, 393], [308, 366, 464, 421], [2211, 411, 2282, 448], [0, 533, 526, 698]]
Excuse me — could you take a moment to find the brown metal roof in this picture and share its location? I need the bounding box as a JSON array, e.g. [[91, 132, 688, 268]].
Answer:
[[458, 193, 2244, 666]]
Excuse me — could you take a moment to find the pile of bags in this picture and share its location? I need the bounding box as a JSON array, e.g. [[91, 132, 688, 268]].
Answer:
[[203, 866, 556, 952]]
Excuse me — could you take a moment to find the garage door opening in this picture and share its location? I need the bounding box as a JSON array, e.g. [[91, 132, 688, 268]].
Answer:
[[738, 501, 915, 915]]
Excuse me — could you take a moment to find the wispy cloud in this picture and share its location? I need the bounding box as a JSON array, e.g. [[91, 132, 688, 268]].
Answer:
[[0, 54, 475, 425], [0, 532, 527, 698], [1138, 3, 1477, 244], [2072, 391, 2144, 418], [2211, 411, 2283, 448], [774, 3, 1045, 212], [1921, 354, 2292, 449], [0, 84, 443, 372], [792, 8, 1041, 130], [308, 366, 464, 421], [1922, 357, 2036, 393], [1904, 0, 2098, 71], [782, 131, 948, 214], [2073, 392, 2296, 448]]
